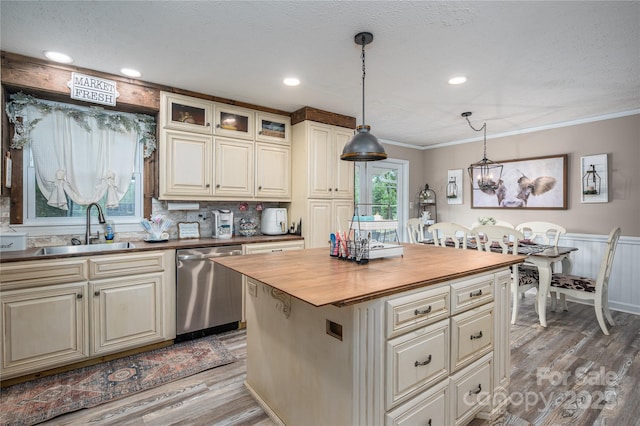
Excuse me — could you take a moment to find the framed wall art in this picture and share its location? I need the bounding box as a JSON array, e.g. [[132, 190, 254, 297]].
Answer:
[[471, 154, 567, 210], [580, 153, 608, 203]]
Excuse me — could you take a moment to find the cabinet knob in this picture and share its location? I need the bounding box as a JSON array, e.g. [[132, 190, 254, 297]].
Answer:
[[335, 188, 339, 192], [216, 184, 220, 188], [258, 186, 262, 190], [259, 131, 263, 135], [77, 293, 83, 299], [206, 184, 210, 188], [94, 290, 100, 296], [216, 124, 221, 128], [206, 122, 211, 127], [328, 188, 332, 192]]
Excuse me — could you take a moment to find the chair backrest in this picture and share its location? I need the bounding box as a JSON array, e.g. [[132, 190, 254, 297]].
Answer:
[[473, 225, 524, 255], [428, 222, 471, 249], [595, 227, 622, 293], [406, 218, 424, 244], [470, 220, 514, 229], [516, 221, 566, 246]]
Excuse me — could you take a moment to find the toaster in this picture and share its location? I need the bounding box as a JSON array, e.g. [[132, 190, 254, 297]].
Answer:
[[261, 208, 288, 235]]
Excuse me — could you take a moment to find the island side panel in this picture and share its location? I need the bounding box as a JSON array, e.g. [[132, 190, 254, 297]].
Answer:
[[246, 279, 369, 425]]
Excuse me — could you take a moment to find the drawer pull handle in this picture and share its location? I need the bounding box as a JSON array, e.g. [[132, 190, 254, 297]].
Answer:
[[469, 289, 483, 297], [414, 355, 432, 367], [469, 384, 482, 395], [470, 331, 483, 340], [414, 306, 432, 316]]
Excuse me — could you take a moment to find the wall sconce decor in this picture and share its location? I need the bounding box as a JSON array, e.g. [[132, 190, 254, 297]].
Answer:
[[581, 154, 608, 203], [447, 169, 463, 205]]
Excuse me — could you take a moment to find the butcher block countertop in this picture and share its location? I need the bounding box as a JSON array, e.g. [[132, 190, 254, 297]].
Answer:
[[213, 243, 526, 307]]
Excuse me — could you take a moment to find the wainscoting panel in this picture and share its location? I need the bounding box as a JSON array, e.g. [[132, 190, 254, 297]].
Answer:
[[559, 233, 640, 315]]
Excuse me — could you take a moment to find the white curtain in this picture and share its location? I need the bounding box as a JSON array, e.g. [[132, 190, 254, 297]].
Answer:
[[25, 103, 138, 210]]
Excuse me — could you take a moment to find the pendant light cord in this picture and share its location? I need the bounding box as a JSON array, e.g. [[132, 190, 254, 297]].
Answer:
[[361, 34, 366, 126], [464, 115, 488, 159]]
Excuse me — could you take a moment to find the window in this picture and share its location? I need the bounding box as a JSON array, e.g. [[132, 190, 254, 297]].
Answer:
[[5, 93, 155, 235]]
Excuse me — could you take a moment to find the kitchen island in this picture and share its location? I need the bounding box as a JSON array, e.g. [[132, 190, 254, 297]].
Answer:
[[214, 243, 524, 426]]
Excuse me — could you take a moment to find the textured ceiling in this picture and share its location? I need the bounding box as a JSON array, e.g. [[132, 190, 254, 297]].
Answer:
[[1, 1, 639, 148]]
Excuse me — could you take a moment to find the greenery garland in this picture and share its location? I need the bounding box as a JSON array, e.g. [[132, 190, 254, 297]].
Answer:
[[5, 92, 157, 158]]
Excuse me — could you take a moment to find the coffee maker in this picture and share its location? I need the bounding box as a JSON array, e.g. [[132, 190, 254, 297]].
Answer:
[[212, 209, 233, 239]]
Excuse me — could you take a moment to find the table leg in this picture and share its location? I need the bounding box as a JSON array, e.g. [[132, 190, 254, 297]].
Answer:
[[536, 263, 552, 327]]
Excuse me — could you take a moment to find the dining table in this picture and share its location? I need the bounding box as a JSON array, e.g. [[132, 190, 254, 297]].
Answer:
[[422, 238, 578, 327]]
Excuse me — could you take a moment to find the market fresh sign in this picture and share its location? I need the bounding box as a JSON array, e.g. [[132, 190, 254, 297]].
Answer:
[[67, 72, 120, 106]]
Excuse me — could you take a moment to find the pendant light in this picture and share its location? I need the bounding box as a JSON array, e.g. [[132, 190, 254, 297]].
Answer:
[[340, 32, 387, 162], [462, 112, 503, 191]]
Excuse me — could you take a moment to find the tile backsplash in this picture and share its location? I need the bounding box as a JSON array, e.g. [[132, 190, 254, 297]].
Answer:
[[0, 196, 286, 247]]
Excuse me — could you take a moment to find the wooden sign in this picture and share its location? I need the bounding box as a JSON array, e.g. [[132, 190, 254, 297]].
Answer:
[[67, 72, 120, 106]]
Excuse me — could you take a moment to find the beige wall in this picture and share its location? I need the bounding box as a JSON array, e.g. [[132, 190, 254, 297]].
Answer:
[[418, 114, 639, 237]]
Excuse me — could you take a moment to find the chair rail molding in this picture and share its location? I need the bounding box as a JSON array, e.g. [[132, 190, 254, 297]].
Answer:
[[559, 233, 640, 315]]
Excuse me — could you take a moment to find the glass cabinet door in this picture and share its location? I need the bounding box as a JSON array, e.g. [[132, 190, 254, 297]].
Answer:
[[214, 104, 254, 140], [161, 92, 213, 134], [256, 112, 291, 144]]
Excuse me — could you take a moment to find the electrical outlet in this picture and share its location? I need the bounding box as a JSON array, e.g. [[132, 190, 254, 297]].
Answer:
[[409, 201, 413, 209]]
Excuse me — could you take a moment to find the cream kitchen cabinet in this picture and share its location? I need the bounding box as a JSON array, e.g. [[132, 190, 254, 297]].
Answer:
[[160, 129, 215, 199], [0, 250, 175, 379], [158, 91, 292, 201], [161, 91, 213, 135], [255, 142, 291, 199], [0, 281, 89, 379], [214, 137, 254, 198], [292, 121, 354, 199], [305, 199, 353, 249]]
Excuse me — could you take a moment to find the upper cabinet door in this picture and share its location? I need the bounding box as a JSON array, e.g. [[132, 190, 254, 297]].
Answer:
[[256, 112, 291, 145], [161, 92, 213, 134], [214, 104, 255, 140]]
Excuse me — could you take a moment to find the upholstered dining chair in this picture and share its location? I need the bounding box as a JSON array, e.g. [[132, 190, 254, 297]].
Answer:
[[473, 225, 528, 324], [406, 218, 424, 244], [550, 227, 621, 335], [513, 221, 567, 319], [427, 222, 471, 249]]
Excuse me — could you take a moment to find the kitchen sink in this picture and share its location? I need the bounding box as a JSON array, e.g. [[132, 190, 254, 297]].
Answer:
[[35, 242, 136, 256]]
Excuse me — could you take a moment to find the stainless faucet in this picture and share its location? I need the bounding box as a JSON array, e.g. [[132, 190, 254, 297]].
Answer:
[[85, 203, 106, 244]]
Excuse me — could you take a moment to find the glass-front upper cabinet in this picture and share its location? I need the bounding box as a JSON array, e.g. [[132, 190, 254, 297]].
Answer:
[[213, 104, 255, 140], [160, 92, 213, 134], [256, 112, 291, 145]]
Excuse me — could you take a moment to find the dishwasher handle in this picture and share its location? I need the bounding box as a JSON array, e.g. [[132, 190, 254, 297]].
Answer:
[[177, 250, 242, 261]]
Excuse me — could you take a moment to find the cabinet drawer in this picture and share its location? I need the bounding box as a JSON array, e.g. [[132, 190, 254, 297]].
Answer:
[[451, 303, 493, 372], [0, 258, 87, 290], [386, 286, 450, 338], [89, 252, 165, 279], [385, 377, 450, 426], [451, 354, 492, 425], [242, 240, 304, 254], [386, 320, 449, 409], [450, 274, 494, 315]]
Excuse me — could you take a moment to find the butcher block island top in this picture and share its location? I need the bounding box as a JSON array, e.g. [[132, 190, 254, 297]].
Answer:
[[213, 243, 525, 306]]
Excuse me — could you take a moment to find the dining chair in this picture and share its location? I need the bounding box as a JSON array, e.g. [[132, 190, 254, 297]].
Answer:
[[549, 227, 621, 335], [513, 221, 567, 314], [473, 225, 528, 324], [470, 220, 515, 229], [427, 222, 471, 249], [406, 218, 424, 244], [515, 221, 566, 247]]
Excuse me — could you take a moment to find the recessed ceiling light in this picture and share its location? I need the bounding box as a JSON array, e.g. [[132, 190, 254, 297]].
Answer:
[[448, 76, 467, 85], [283, 77, 300, 87], [121, 68, 142, 78], [43, 51, 73, 64]]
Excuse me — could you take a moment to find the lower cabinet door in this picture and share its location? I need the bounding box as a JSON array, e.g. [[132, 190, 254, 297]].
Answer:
[[451, 353, 492, 425], [386, 378, 450, 426], [386, 319, 450, 409], [91, 273, 164, 355], [0, 282, 89, 379]]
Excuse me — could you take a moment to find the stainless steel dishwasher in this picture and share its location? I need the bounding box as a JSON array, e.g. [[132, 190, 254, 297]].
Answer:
[[176, 245, 243, 340]]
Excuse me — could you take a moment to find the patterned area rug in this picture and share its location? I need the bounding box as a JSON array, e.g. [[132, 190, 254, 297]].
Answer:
[[0, 334, 236, 426]]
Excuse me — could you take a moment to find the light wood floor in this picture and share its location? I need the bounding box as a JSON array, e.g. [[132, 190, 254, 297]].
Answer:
[[42, 294, 639, 425]]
